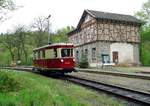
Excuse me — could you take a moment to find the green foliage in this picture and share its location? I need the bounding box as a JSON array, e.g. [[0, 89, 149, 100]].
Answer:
[[51, 26, 74, 43], [0, 26, 74, 66], [51, 34, 68, 43], [0, 70, 20, 93], [135, 0, 150, 25], [135, 0, 150, 66], [0, 47, 11, 66], [79, 54, 89, 68], [140, 29, 150, 66], [0, 69, 124, 106]]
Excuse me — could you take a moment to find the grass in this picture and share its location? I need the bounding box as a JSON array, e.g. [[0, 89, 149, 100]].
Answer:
[[0, 69, 125, 106]]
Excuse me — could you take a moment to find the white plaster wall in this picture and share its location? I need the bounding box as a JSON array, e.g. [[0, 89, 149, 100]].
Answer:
[[110, 43, 134, 63]]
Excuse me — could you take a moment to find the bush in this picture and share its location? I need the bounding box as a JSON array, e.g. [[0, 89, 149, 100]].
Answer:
[[79, 54, 89, 68], [0, 71, 20, 92], [140, 30, 150, 66]]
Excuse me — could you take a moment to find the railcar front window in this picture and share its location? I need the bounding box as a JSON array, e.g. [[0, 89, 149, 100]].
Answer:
[[61, 49, 73, 57]]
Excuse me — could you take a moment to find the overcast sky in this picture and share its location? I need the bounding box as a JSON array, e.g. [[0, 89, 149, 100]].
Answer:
[[0, 0, 147, 33]]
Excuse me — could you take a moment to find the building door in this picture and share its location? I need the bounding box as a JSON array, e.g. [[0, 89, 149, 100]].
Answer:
[[113, 51, 118, 63]]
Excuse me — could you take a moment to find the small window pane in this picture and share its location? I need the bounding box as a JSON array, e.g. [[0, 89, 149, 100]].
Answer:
[[61, 48, 73, 57], [92, 48, 96, 61], [42, 50, 45, 58], [54, 48, 57, 58], [85, 49, 88, 56], [38, 51, 40, 59]]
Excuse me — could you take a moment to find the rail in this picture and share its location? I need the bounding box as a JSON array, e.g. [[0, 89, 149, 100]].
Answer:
[[64, 75, 150, 106]]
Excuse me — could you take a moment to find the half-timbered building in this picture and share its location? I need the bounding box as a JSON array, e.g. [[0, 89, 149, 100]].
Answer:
[[68, 10, 142, 67]]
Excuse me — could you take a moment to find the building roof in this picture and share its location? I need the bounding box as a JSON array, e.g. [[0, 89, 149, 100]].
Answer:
[[86, 10, 141, 24], [68, 9, 142, 36]]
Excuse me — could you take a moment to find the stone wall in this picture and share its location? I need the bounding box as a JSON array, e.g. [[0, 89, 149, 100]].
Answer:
[[74, 41, 110, 67], [74, 42, 140, 67]]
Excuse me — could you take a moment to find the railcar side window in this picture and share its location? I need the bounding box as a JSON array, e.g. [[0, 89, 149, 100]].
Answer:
[[54, 48, 57, 57], [38, 51, 40, 59], [61, 48, 73, 57], [71, 49, 73, 57], [42, 50, 45, 58]]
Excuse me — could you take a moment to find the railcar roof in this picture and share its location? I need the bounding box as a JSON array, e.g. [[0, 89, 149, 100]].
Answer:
[[33, 43, 74, 51]]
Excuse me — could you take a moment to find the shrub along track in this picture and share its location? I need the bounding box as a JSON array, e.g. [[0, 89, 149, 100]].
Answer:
[[2, 66, 150, 106]]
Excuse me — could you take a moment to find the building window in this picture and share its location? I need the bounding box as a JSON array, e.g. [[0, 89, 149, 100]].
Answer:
[[76, 51, 79, 61], [85, 49, 88, 60], [92, 48, 96, 61], [81, 49, 84, 55], [102, 54, 110, 63], [85, 49, 88, 56]]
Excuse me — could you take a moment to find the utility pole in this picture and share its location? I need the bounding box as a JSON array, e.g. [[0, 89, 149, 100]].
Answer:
[[47, 14, 51, 44]]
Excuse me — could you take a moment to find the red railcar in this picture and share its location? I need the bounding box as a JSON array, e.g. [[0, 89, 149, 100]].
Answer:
[[33, 43, 75, 73]]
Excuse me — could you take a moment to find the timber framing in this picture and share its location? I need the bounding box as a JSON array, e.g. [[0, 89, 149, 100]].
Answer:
[[68, 9, 142, 46]]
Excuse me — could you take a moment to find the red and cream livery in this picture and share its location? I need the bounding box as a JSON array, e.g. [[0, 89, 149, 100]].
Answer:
[[33, 43, 75, 73]]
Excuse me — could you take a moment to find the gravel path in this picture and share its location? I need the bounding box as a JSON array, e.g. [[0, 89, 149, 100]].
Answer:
[[69, 72, 150, 93]]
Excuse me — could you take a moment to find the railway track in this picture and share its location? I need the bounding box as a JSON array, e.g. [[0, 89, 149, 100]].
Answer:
[[63, 75, 150, 106], [4, 66, 150, 80], [2, 66, 150, 105], [77, 69, 150, 80]]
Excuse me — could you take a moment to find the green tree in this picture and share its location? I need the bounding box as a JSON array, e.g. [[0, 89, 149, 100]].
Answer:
[[51, 26, 74, 43], [13, 25, 28, 63], [135, 0, 150, 66], [0, 33, 16, 61], [0, 25, 31, 65], [135, 0, 150, 26]]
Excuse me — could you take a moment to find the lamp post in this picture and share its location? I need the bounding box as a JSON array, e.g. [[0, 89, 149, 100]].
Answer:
[[47, 14, 51, 44]]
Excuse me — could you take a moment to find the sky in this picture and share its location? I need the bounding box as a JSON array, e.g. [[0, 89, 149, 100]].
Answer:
[[0, 0, 147, 33]]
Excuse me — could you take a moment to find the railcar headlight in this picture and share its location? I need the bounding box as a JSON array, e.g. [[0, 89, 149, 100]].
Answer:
[[61, 59, 64, 62], [73, 58, 75, 62]]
